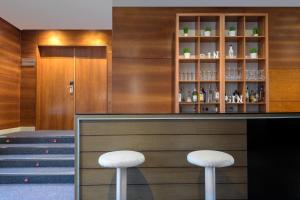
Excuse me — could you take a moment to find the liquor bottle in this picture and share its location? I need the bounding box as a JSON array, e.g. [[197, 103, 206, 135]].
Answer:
[[259, 87, 265, 102], [186, 90, 192, 102], [202, 88, 206, 103], [250, 90, 255, 103], [215, 105, 219, 113], [214, 89, 220, 103], [208, 85, 213, 103], [192, 88, 198, 103], [255, 91, 259, 103], [225, 93, 228, 103], [178, 88, 182, 103], [199, 88, 204, 102], [246, 86, 249, 102], [229, 45, 234, 58]]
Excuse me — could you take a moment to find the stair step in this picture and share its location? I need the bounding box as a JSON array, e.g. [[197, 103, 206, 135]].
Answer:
[[0, 184, 74, 200], [0, 155, 74, 168], [0, 131, 74, 144], [0, 168, 74, 184], [0, 143, 74, 155]]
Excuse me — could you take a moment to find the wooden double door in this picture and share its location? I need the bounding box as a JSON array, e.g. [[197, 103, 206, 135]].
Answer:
[[37, 46, 107, 130]]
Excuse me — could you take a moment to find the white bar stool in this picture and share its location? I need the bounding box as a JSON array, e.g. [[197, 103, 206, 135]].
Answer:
[[98, 150, 145, 200], [187, 150, 234, 200]]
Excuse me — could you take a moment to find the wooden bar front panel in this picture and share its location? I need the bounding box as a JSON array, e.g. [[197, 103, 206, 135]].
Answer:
[[79, 119, 247, 200]]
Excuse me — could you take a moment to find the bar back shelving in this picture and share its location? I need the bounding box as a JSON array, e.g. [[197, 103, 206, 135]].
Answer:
[[175, 13, 269, 113]]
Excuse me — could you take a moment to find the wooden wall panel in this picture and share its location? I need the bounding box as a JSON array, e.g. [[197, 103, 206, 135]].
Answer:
[[112, 58, 173, 113], [20, 31, 37, 126], [0, 18, 21, 129], [20, 30, 112, 127], [113, 8, 300, 113], [79, 118, 247, 200], [75, 47, 108, 114]]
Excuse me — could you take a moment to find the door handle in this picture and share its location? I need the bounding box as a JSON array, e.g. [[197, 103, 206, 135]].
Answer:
[[69, 81, 74, 95]]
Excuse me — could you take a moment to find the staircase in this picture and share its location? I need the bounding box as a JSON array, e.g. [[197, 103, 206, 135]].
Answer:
[[0, 131, 75, 200]]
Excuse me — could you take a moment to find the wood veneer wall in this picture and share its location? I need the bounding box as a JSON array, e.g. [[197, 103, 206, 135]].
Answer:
[[112, 8, 300, 113], [79, 118, 247, 200], [20, 30, 112, 127], [0, 18, 21, 129]]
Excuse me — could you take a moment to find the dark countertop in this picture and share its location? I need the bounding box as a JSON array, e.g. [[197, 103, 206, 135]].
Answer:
[[75, 113, 300, 120]]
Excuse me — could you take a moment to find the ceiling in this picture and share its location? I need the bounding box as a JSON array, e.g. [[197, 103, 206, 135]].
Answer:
[[1, 0, 300, 30], [0, 0, 112, 30], [114, 0, 300, 7]]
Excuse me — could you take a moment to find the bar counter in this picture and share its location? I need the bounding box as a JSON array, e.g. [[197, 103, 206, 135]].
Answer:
[[75, 113, 300, 200]]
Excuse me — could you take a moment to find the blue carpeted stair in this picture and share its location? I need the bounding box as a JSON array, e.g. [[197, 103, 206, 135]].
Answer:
[[0, 131, 74, 184]]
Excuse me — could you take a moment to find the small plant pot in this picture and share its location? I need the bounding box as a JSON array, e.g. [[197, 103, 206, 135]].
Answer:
[[204, 31, 211, 37], [229, 30, 237, 37], [184, 33, 188, 37], [184, 52, 191, 59], [250, 53, 258, 59], [253, 33, 259, 37]]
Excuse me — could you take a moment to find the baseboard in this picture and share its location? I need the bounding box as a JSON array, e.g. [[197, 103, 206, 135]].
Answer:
[[0, 127, 36, 135]]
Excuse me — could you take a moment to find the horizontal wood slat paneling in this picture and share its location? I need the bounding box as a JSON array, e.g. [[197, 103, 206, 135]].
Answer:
[[81, 184, 247, 200], [81, 151, 247, 169], [80, 119, 246, 135], [0, 18, 21, 129], [112, 8, 300, 113], [81, 167, 247, 185], [20, 31, 37, 126], [81, 134, 246, 151], [79, 119, 247, 200], [112, 58, 173, 113]]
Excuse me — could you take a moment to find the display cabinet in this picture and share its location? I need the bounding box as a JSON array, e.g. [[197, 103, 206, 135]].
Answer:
[[175, 13, 268, 113]]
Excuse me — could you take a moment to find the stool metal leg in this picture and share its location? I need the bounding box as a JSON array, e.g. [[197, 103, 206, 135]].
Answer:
[[205, 167, 216, 200], [116, 168, 127, 200]]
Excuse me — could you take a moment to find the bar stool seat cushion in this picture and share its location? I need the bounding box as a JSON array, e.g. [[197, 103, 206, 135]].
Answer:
[[99, 150, 145, 168], [187, 150, 234, 168]]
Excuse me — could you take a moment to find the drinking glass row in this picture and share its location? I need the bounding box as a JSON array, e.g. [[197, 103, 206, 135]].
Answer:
[[225, 68, 265, 81], [246, 69, 265, 81], [180, 69, 265, 81], [180, 70, 218, 81]]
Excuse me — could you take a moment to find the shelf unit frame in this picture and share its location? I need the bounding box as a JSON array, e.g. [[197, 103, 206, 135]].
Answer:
[[175, 13, 269, 113]]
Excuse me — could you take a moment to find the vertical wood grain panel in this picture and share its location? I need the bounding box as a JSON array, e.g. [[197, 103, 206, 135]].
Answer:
[[38, 47, 74, 130], [20, 30, 112, 127], [0, 18, 21, 129]]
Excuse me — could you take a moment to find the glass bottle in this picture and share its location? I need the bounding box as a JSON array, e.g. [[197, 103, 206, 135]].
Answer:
[[199, 88, 204, 102], [207, 85, 213, 103], [246, 86, 250, 103], [214, 88, 220, 103], [202, 88, 207, 103], [192, 88, 198, 103], [259, 87, 265, 102], [178, 88, 182, 103], [229, 45, 234, 58]]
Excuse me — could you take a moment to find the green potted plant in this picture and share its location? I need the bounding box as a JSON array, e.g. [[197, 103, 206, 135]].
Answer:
[[249, 48, 258, 58], [204, 26, 212, 36], [183, 48, 191, 58], [229, 26, 237, 36], [252, 27, 259, 36], [183, 26, 189, 37]]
